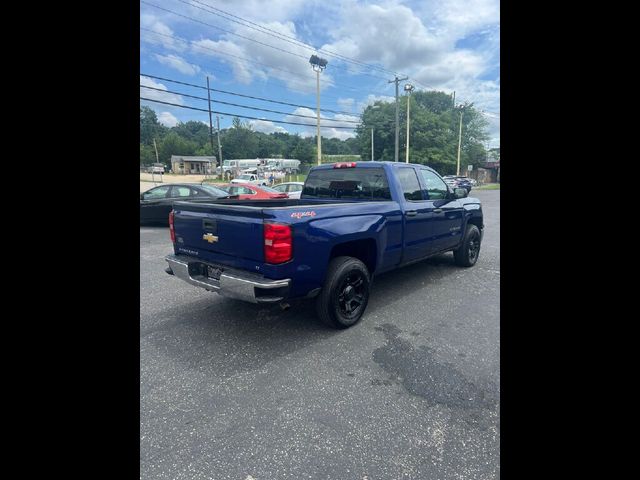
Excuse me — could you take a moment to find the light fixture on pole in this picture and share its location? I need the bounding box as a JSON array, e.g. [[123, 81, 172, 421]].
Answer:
[[456, 104, 465, 175], [404, 83, 414, 163], [309, 54, 328, 166]]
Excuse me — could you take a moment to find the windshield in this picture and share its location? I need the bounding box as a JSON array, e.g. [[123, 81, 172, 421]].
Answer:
[[302, 167, 391, 200]]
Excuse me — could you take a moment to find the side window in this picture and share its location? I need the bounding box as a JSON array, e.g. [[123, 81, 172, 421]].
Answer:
[[420, 170, 449, 200], [241, 187, 256, 195], [169, 186, 191, 198], [290, 184, 303, 192], [190, 188, 201, 197], [396, 168, 424, 201], [142, 186, 170, 200]]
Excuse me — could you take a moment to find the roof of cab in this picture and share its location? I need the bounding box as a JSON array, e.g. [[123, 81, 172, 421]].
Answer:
[[311, 161, 437, 173]]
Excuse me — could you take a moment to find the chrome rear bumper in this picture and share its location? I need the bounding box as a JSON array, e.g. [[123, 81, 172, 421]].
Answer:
[[165, 254, 291, 304]]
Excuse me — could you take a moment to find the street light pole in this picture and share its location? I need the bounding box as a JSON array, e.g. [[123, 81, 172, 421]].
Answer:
[[371, 127, 374, 161], [316, 68, 321, 165], [456, 106, 464, 176], [404, 84, 414, 163], [310, 55, 328, 166]]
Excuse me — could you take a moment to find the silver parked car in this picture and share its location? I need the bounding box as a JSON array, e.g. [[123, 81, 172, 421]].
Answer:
[[271, 181, 305, 199]]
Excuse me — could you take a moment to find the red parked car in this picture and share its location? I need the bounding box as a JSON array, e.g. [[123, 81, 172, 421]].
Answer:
[[218, 183, 289, 200]]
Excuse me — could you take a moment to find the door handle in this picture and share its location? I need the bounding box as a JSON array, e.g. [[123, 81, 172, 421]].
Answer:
[[405, 210, 417, 217], [433, 208, 443, 213]]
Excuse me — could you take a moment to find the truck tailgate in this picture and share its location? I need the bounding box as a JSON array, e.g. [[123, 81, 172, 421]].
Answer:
[[172, 202, 266, 264]]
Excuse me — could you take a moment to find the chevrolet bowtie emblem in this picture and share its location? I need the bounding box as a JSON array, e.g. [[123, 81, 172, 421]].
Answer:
[[202, 233, 219, 243]]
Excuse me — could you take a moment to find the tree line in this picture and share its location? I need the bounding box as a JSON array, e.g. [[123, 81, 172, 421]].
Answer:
[[140, 91, 492, 175]]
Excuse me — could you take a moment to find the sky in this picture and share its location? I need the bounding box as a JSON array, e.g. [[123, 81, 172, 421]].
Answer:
[[140, 0, 500, 146]]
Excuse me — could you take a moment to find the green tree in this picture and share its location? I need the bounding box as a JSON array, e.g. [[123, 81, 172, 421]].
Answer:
[[157, 131, 198, 167], [220, 117, 259, 158], [173, 120, 211, 146], [140, 106, 167, 146], [290, 136, 315, 163], [140, 144, 156, 166], [355, 92, 489, 175]]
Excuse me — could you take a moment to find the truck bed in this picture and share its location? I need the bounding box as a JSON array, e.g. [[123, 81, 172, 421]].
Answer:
[[174, 197, 372, 209]]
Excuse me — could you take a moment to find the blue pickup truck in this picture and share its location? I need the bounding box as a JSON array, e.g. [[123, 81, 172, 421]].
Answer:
[[165, 161, 483, 328]]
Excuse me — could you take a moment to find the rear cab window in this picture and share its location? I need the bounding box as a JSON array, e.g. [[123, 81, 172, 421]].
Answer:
[[396, 167, 424, 201], [301, 167, 391, 200]]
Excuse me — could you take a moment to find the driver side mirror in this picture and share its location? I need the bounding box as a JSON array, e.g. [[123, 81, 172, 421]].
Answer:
[[140, 193, 145, 200], [454, 187, 468, 198]]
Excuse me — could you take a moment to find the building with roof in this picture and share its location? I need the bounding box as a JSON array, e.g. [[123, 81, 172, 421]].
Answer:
[[171, 155, 217, 174]]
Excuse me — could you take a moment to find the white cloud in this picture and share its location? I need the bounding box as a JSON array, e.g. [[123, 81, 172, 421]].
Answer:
[[248, 119, 288, 134], [357, 94, 396, 112], [412, 49, 487, 86], [189, 21, 336, 94], [158, 111, 179, 127], [140, 75, 184, 105], [285, 107, 357, 140], [337, 97, 355, 111], [140, 14, 186, 52], [177, 0, 308, 23], [154, 54, 201, 76]]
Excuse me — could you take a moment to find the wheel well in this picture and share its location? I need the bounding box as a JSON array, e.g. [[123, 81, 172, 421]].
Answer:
[[467, 216, 483, 231], [330, 239, 377, 274]]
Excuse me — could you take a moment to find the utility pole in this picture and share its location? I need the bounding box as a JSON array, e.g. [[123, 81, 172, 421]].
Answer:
[[388, 75, 409, 162], [456, 107, 464, 176], [371, 127, 374, 161], [452, 91, 455, 108], [216, 115, 223, 171], [153, 138, 159, 163], [206, 76, 216, 174]]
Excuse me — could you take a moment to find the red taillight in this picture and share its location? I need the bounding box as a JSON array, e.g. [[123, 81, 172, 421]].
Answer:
[[169, 210, 175, 243], [333, 162, 357, 168], [264, 223, 292, 264]]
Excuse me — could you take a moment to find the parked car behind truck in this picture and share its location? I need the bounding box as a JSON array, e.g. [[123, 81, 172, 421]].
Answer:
[[165, 162, 483, 328]]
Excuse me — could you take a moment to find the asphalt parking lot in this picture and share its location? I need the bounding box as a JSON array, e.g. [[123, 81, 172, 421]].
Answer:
[[140, 190, 500, 480]]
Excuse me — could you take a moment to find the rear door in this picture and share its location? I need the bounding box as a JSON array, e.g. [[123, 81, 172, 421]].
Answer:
[[396, 166, 436, 262], [418, 169, 464, 251]]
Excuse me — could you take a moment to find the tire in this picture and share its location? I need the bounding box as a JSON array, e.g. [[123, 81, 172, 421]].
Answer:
[[316, 256, 371, 329], [453, 224, 481, 267]]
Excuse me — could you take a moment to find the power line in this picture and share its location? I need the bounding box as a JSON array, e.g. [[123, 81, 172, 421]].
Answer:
[[141, 27, 392, 98], [140, 97, 358, 129], [141, 1, 310, 60], [140, 72, 358, 115], [179, 0, 405, 79], [140, 0, 395, 83], [140, 3, 497, 122], [140, 84, 360, 122]]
